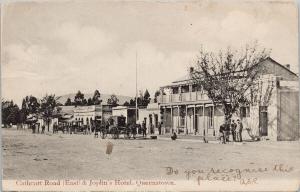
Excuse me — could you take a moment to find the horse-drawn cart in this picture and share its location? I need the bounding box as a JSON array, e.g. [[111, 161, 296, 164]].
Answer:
[[97, 116, 136, 139]]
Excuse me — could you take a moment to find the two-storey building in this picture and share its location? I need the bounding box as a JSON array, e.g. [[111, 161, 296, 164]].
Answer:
[[158, 57, 299, 141]]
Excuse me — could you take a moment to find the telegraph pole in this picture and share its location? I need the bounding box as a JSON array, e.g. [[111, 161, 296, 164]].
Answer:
[[135, 51, 138, 124]]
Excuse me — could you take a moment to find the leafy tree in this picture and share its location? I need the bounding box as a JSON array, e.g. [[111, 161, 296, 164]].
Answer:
[[40, 94, 61, 131], [107, 94, 119, 106], [190, 43, 270, 121], [74, 91, 85, 106], [87, 98, 93, 105], [22, 95, 40, 115], [65, 98, 72, 106], [154, 90, 161, 103], [2, 100, 20, 126], [19, 95, 40, 124], [143, 89, 151, 105], [82, 98, 88, 106], [123, 101, 130, 106], [144, 89, 150, 100], [129, 99, 135, 106], [92, 90, 102, 105]]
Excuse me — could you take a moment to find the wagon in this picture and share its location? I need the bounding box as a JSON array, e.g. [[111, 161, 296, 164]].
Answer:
[[98, 116, 136, 139]]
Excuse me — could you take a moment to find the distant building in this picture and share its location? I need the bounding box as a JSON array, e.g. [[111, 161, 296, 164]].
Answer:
[[58, 105, 112, 125], [157, 57, 299, 141], [73, 105, 112, 124], [112, 106, 138, 125], [138, 103, 161, 134]]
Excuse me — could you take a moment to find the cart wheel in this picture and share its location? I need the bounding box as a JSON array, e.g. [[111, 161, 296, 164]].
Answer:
[[124, 131, 132, 139], [112, 132, 119, 139], [101, 130, 107, 139], [111, 127, 119, 139]]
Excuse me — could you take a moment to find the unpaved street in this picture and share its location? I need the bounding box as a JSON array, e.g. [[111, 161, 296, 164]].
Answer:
[[2, 128, 300, 181]]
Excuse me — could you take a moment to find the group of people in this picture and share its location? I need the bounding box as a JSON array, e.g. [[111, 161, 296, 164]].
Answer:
[[219, 118, 243, 144], [31, 123, 45, 134], [137, 121, 163, 138]]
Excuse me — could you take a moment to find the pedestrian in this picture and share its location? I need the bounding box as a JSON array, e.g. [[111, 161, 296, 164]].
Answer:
[[41, 125, 45, 134], [225, 120, 231, 142], [138, 123, 142, 134], [142, 121, 147, 138], [131, 124, 137, 139], [37, 123, 40, 133], [219, 123, 226, 144], [236, 119, 243, 142], [150, 123, 154, 134], [231, 120, 237, 142], [158, 122, 162, 135], [171, 132, 177, 140], [32, 123, 36, 134]]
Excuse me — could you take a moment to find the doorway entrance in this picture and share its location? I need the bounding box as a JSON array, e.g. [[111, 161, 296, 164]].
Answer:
[[259, 106, 268, 136]]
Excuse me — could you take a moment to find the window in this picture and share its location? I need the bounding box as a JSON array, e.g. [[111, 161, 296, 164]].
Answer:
[[172, 87, 179, 94], [240, 107, 250, 118], [192, 84, 201, 92], [181, 85, 189, 93]]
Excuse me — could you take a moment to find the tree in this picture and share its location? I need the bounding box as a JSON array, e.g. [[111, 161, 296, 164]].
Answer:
[[191, 43, 270, 121], [129, 99, 135, 106], [92, 90, 102, 105], [87, 98, 93, 105], [107, 94, 119, 106], [123, 101, 130, 106], [74, 91, 85, 106], [2, 100, 20, 126], [154, 90, 161, 103], [65, 98, 72, 106], [143, 89, 151, 106], [40, 94, 61, 132], [82, 98, 88, 106], [19, 95, 40, 124]]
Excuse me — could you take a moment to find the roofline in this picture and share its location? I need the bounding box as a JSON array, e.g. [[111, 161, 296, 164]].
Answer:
[[260, 57, 298, 77], [160, 57, 298, 89]]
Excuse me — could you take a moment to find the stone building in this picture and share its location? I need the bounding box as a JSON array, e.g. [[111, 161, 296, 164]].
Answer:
[[157, 57, 299, 141]]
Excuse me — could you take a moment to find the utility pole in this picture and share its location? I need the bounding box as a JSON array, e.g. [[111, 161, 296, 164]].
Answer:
[[135, 51, 138, 124]]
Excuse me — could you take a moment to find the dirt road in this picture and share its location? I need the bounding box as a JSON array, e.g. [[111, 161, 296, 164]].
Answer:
[[2, 128, 300, 181]]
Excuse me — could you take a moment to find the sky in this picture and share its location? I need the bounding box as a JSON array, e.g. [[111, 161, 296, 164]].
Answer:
[[1, 0, 298, 106]]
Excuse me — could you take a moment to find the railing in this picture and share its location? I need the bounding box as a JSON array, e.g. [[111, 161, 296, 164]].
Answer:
[[191, 92, 197, 101], [171, 94, 180, 102], [160, 92, 210, 104], [181, 92, 190, 101]]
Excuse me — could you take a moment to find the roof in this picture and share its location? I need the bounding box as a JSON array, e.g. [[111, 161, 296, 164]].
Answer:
[[161, 57, 298, 88], [59, 106, 75, 114], [172, 74, 191, 83], [256, 57, 298, 77]]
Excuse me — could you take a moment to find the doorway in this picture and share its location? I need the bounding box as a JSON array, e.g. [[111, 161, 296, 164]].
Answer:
[[259, 106, 268, 136]]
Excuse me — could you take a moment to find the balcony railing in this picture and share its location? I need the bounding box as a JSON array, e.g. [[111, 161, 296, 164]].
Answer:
[[171, 94, 180, 102], [159, 91, 210, 104]]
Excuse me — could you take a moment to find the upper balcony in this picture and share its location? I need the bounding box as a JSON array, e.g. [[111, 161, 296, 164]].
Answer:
[[158, 91, 210, 104]]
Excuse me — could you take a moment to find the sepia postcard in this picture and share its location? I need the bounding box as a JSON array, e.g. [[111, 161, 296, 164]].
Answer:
[[1, 0, 299, 191]]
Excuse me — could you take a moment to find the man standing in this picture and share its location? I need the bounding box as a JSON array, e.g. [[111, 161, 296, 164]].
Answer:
[[231, 120, 237, 142], [158, 122, 162, 135], [225, 120, 231, 142], [236, 119, 243, 142], [41, 125, 45, 134], [219, 123, 226, 144], [142, 121, 147, 138]]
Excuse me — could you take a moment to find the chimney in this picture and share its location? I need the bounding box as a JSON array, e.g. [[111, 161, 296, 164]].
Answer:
[[285, 64, 290, 69], [190, 67, 194, 73]]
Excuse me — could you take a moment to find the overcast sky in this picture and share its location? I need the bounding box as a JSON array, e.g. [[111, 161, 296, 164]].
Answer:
[[1, 0, 298, 106]]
